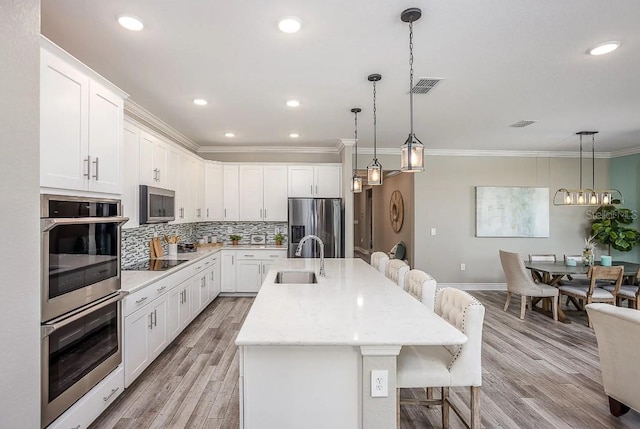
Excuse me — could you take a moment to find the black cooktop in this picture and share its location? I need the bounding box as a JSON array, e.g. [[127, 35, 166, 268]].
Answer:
[[124, 259, 189, 271]]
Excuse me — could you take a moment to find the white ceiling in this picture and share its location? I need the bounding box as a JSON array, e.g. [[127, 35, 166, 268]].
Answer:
[[41, 1, 640, 152]]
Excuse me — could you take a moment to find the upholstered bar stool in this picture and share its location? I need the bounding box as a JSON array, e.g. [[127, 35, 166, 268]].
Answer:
[[370, 251, 389, 274], [404, 269, 437, 311], [385, 259, 409, 288]]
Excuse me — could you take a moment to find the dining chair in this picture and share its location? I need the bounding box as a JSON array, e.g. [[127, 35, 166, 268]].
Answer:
[[385, 259, 409, 288], [403, 269, 437, 311], [499, 250, 559, 321], [397, 287, 485, 429], [370, 251, 389, 274], [601, 267, 640, 309], [558, 265, 624, 327]]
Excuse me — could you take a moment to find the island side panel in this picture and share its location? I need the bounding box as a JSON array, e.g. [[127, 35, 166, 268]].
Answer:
[[240, 345, 361, 429]]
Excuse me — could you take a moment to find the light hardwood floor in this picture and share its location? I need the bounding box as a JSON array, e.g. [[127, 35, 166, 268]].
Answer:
[[91, 292, 640, 429]]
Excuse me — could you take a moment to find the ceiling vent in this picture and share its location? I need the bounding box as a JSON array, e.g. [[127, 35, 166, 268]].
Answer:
[[410, 77, 444, 94], [510, 120, 538, 128]]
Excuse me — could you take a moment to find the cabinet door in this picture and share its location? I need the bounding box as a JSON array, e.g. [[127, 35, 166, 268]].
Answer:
[[167, 147, 181, 193], [191, 274, 207, 318], [40, 48, 89, 191], [124, 307, 151, 387], [261, 260, 273, 284], [208, 258, 221, 300], [263, 166, 288, 221], [148, 294, 169, 359], [239, 166, 264, 221], [178, 154, 194, 222], [314, 165, 342, 198], [204, 163, 224, 221], [288, 166, 314, 197], [168, 287, 182, 341], [122, 122, 140, 229], [236, 259, 262, 292], [193, 159, 204, 221], [223, 165, 240, 221], [180, 285, 191, 330], [153, 142, 169, 187], [87, 80, 123, 194], [221, 251, 236, 292], [138, 131, 156, 186]]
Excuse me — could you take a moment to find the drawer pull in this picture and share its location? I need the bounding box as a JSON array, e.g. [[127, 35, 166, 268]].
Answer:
[[103, 387, 119, 402], [71, 425, 81, 429], [135, 297, 148, 304], [196, 266, 202, 270], [205, 261, 211, 265], [157, 285, 167, 292], [243, 254, 255, 257], [269, 255, 280, 258]]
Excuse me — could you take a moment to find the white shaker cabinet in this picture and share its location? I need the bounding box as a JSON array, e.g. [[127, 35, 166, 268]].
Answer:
[[263, 165, 288, 221], [193, 158, 205, 221], [223, 165, 240, 221], [40, 45, 125, 194], [139, 131, 169, 187], [124, 293, 169, 387], [122, 121, 140, 229], [235, 249, 287, 293], [287, 165, 341, 198], [221, 250, 237, 292], [177, 154, 194, 222], [239, 166, 265, 221], [204, 162, 224, 221], [239, 165, 288, 221], [207, 256, 221, 300]]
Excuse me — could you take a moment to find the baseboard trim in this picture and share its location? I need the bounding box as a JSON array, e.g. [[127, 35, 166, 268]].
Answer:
[[355, 246, 370, 255], [438, 283, 507, 291]]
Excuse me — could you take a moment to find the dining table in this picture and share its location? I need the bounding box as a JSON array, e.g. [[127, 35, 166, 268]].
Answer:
[[524, 260, 640, 322]]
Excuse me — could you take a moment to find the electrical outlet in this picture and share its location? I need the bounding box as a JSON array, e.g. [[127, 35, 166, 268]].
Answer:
[[371, 370, 388, 397], [430, 228, 437, 236], [460, 263, 466, 271], [227, 226, 233, 234]]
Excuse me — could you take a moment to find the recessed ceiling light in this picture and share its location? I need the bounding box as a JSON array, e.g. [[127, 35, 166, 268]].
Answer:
[[117, 14, 144, 31], [224, 132, 235, 138], [193, 98, 208, 106], [278, 17, 302, 34], [588, 41, 620, 56], [286, 100, 301, 107], [289, 133, 300, 138]]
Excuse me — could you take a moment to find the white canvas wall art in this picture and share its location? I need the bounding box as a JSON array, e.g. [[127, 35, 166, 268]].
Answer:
[[475, 187, 549, 237]]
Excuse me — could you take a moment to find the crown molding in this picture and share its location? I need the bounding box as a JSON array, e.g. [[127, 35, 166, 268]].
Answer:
[[341, 139, 356, 147], [124, 99, 199, 152], [198, 145, 339, 154], [610, 146, 640, 158]]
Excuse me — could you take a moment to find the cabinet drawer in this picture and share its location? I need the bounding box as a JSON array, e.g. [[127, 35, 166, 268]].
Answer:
[[124, 278, 167, 316], [48, 366, 124, 429]]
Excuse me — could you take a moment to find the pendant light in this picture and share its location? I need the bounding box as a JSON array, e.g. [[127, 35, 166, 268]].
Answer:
[[400, 7, 425, 173], [553, 131, 623, 206], [351, 107, 363, 193], [367, 73, 383, 185]]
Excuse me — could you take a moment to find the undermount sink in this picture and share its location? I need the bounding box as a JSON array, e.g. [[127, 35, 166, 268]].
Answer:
[[274, 271, 318, 284]]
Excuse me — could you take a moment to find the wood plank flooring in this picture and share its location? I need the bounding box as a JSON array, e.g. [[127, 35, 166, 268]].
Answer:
[[91, 292, 640, 429]]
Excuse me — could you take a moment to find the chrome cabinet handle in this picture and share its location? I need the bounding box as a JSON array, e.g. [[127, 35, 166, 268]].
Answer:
[[103, 387, 119, 402], [207, 208, 209, 218], [260, 209, 262, 218], [310, 184, 313, 194], [316, 185, 318, 194], [135, 296, 148, 304], [92, 157, 99, 180], [153, 168, 158, 181], [84, 156, 91, 178], [224, 208, 227, 218], [157, 169, 161, 182], [264, 209, 267, 218], [205, 261, 211, 265], [149, 313, 153, 329], [197, 208, 201, 217], [157, 285, 167, 292], [244, 254, 255, 257], [154, 309, 157, 327], [71, 425, 81, 429]]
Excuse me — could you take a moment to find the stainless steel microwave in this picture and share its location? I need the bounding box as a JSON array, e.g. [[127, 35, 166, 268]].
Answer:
[[139, 185, 175, 224]]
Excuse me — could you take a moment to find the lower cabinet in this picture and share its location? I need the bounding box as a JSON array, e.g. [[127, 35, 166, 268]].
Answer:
[[224, 249, 287, 292], [208, 256, 221, 300], [221, 250, 237, 292], [124, 294, 168, 387]]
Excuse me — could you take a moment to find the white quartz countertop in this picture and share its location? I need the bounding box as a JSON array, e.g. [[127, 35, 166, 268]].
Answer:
[[235, 258, 467, 347], [121, 244, 287, 294]]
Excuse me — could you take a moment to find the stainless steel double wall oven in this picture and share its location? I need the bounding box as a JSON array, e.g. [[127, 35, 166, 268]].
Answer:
[[40, 195, 128, 428]]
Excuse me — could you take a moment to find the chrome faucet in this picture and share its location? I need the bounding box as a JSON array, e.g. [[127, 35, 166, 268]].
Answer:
[[295, 234, 326, 277]]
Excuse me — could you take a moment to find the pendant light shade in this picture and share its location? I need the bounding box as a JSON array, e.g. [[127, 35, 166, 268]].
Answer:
[[553, 131, 623, 206], [350, 107, 363, 193], [400, 7, 425, 173], [367, 73, 383, 185]]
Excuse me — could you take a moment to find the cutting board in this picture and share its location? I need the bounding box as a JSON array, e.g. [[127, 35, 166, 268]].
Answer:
[[151, 237, 163, 258]]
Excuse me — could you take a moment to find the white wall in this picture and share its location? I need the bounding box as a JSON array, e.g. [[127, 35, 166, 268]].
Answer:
[[414, 155, 610, 283], [0, 0, 41, 427]]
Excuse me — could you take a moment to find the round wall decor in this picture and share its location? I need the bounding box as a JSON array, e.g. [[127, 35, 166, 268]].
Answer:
[[389, 190, 404, 233]]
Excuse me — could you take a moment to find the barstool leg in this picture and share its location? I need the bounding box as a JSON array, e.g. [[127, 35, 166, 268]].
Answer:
[[470, 386, 481, 429], [441, 387, 450, 429]]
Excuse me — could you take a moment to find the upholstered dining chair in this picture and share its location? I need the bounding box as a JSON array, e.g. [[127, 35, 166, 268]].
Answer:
[[397, 287, 485, 429], [385, 259, 409, 288], [558, 265, 624, 327], [403, 269, 437, 311], [370, 251, 389, 274], [601, 267, 640, 309], [499, 250, 559, 321]]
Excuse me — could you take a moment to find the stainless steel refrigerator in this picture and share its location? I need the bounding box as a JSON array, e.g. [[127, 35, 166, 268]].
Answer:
[[288, 198, 343, 258]]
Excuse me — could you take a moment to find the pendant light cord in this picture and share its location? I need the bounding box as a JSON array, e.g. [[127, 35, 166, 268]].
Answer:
[[579, 134, 583, 189], [354, 110, 358, 171], [592, 133, 595, 189], [409, 19, 414, 136], [373, 80, 377, 160]]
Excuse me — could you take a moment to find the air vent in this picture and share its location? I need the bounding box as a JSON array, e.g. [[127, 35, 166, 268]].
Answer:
[[510, 120, 538, 128], [410, 77, 444, 94]]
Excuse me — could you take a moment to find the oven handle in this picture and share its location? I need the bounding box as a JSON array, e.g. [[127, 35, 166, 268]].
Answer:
[[41, 216, 130, 232], [41, 291, 128, 339]]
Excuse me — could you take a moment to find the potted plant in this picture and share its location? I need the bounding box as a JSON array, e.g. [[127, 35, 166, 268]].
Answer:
[[229, 234, 242, 245], [590, 205, 640, 255], [274, 233, 285, 246]]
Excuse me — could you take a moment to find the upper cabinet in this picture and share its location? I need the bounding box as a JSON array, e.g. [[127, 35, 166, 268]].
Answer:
[[288, 165, 341, 198], [122, 122, 140, 229], [204, 162, 224, 221], [40, 42, 126, 195], [238, 165, 288, 221], [223, 165, 240, 221]]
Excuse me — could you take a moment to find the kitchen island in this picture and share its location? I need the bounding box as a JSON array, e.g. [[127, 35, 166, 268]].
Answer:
[[235, 258, 467, 429]]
